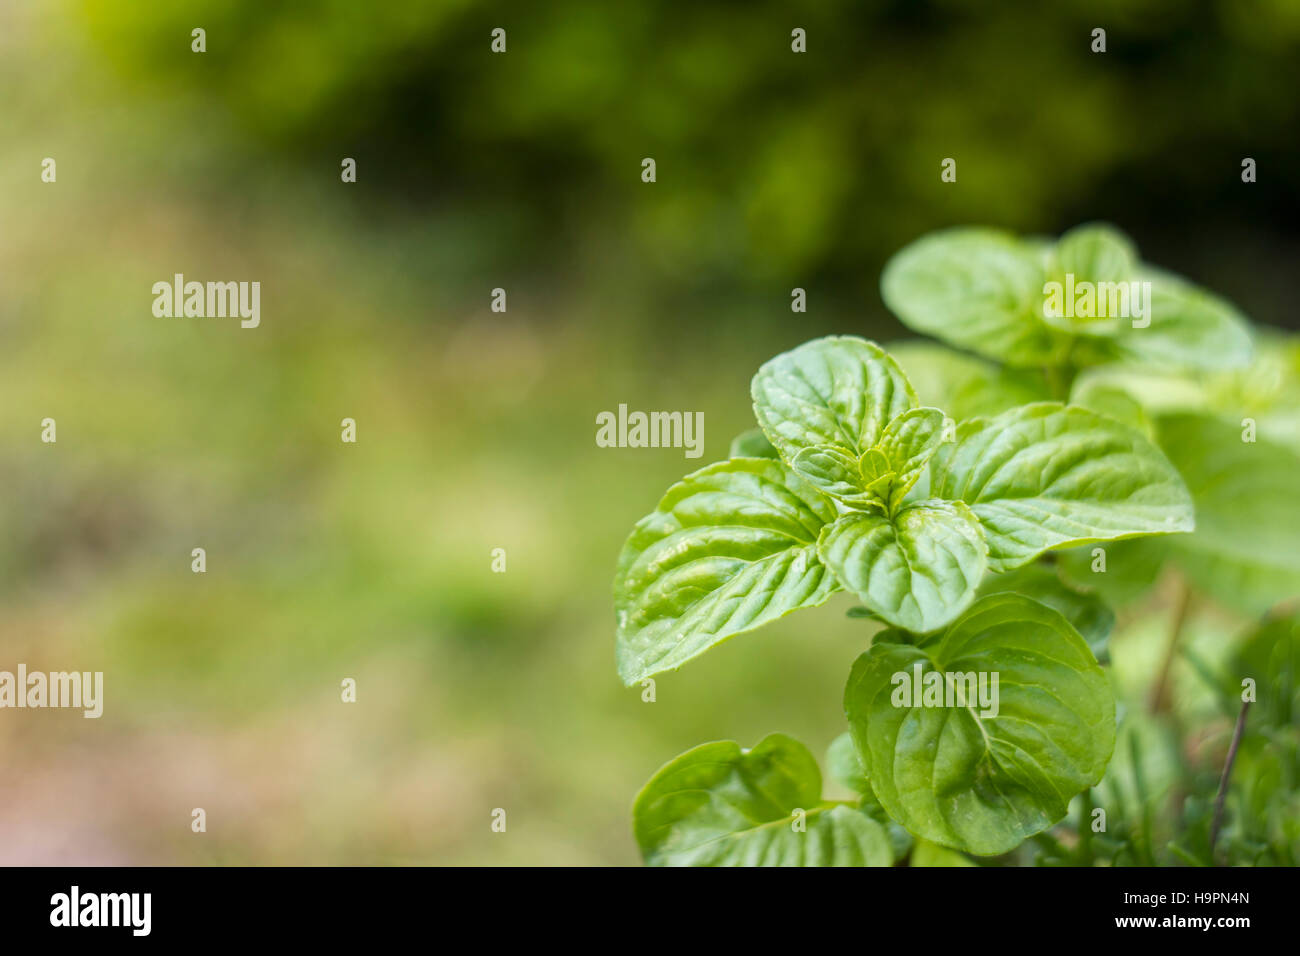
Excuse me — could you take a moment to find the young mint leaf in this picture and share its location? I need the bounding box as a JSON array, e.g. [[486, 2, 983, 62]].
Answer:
[[791, 445, 875, 506], [931, 402, 1194, 572], [614, 458, 840, 684], [857, 447, 896, 503], [817, 500, 987, 633], [843, 594, 1116, 856], [881, 228, 1057, 367], [751, 335, 915, 469], [873, 406, 947, 511], [728, 427, 777, 459], [633, 734, 893, 866]]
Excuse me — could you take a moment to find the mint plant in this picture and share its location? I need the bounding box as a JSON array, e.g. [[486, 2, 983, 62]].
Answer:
[[615, 223, 1298, 866]]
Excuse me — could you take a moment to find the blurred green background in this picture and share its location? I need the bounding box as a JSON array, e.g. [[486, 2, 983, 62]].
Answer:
[[1, 0, 1297, 864]]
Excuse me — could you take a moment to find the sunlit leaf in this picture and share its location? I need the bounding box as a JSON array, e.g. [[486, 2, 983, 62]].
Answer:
[[931, 403, 1194, 572], [818, 501, 987, 633], [844, 594, 1116, 855], [614, 458, 839, 683]]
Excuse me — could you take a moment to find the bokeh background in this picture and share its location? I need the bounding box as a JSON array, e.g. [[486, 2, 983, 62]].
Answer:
[[1, 0, 1298, 864]]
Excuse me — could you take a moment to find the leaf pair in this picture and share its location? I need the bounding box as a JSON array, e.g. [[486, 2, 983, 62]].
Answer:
[[787, 406, 944, 513], [881, 224, 1253, 372], [635, 593, 1117, 862], [614, 336, 1193, 684], [750, 334, 936, 511], [751, 337, 990, 634]]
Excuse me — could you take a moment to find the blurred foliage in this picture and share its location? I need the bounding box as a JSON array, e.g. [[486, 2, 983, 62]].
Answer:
[[75, 0, 1300, 317]]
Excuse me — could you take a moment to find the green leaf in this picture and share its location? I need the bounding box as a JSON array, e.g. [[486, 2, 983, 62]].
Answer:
[[790, 407, 948, 511], [633, 733, 894, 866], [846, 606, 885, 621], [614, 458, 840, 684], [844, 594, 1116, 855], [874, 406, 947, 510], [751, 336, 915, 467], [791, 445, 873, 506], [911, 838, 977, 867], [1069, 364, 1209, 419], [881, 228, 1057, 367], [1055, 537, 1170, 609], [977, 563, 1115, 661], [1156, 414, 1300, 614], [1230, 610, 1299, 729], [857, 448, 897, 502], [729, 427, 777, 459], [826, 748, 916, 858], [1041, 224, 1139, 337], [1068, 379, 1156, 439], [1072, 331, 1300, 453], [818, 501, 987, 633], [1112, 270, 1253, 371], [1055, 223, 1137, 286], [889, 340, 1051, 421], [884, 225, 1252, 373], [1203, 332, 1300, 451], [931, 403, 1194, 572], [826, 731, 869, 794]]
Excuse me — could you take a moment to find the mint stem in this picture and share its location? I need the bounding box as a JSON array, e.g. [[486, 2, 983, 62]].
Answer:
[[1149, 577, 1192, 713]]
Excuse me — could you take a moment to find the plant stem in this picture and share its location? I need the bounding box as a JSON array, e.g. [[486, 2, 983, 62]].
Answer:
[[1045, 362, 1071, 402], [1031, 830, 1073, 863], [1210, 698, 1251, 856], [1149, 577, 1192, 714], [1133, 731, 1159, 864], [1044, 337, 1077, 401], [1078, 787, 1093, 865]]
